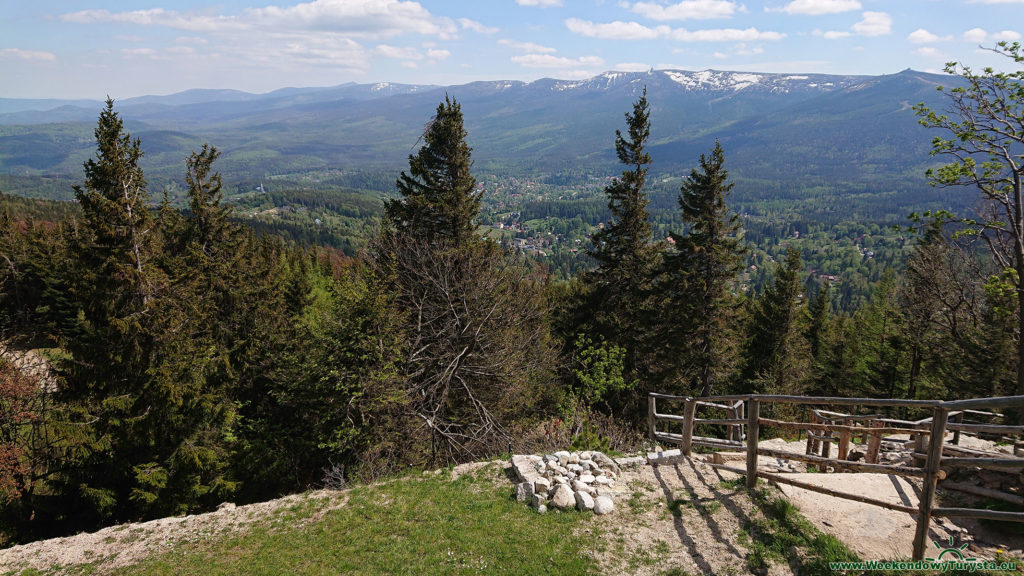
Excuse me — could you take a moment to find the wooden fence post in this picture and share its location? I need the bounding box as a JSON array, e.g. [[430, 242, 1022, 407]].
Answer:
[[648, 395, 657, 442], [681, 399, 697, 456], [913, 407, 949, 561], [746, 398, 761, 490], [866, 419, 882, 464]]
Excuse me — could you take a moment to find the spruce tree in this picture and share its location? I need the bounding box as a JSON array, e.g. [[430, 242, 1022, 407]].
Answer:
[[743, 247, 810, 394], [657, 141, 744, 396], [376, 97, 557, 465], [583, 89, 659, 400], [385, 96, 480, 244]]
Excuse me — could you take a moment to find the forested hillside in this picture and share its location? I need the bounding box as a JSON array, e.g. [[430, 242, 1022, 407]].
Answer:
[[1, 43, 1023, 548]]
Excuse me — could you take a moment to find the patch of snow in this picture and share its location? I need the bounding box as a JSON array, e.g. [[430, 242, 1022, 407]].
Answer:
[[784, 75, 809, 80]]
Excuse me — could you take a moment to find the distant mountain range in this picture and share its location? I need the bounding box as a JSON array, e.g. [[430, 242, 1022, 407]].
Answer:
[[0, 68, 961, 207]]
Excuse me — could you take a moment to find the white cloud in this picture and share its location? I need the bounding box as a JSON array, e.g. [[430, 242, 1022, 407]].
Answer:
[[714, 51, 728, 58], [246, 0, 458, 38], [907, 29, 949, 43], [120, 48, 156, 56], [498, 39, 557, 53], [565, 18, 782, 42], [814, 29, 852, 39], [631, 0, 740, 20], [963, 27, 987, 42], [60, 8, 243, 32], [734, 43, 765, 55], [565, 18, 668, 40], [376, 44, 423, 60], [774, 0, 861, 15], [614, 61, 653, 71], [62, 0, 459, 39], [515, 0, 563, 6], [278, 37, 368, 68], [458, 18, 498, 35], [0, 48, 57, 62], [511, 53, 604, 68], [915, 46, 939, 56], [993, 30, 1022, 41], [427, 48, 451, 60], [852, 11, 891, 36], [968, 0, 1024, 3], [672, 27, 785, 41]]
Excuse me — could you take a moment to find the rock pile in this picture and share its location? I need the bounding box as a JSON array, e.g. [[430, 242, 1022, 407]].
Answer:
[[510, 451, 627, 515]]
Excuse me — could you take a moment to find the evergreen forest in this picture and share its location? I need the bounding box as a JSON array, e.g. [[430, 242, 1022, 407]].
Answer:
[[1, 43, 1023, 546]]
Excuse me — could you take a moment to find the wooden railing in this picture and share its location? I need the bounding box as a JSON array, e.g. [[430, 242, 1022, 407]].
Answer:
[[647, 393, 1024, 561]]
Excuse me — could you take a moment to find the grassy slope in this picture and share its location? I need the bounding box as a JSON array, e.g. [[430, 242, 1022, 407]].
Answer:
[[24, 465, 596, 576]]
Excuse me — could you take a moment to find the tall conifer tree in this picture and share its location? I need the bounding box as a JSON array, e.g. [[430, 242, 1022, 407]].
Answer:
[[385, 96, 480, 244], [584, 89, 659, 398], [657, 141, 744, 396]]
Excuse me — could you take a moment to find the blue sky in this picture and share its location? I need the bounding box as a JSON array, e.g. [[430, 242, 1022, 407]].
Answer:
[[1, 0, 1022, 99]]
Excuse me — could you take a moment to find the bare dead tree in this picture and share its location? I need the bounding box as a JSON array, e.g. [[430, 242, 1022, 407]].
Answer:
[[373, 232, 557, 465]]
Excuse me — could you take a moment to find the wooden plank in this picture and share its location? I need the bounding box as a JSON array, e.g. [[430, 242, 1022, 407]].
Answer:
[[695, 400, 736, 411], [760, 417, 919, 435], [758, 471, 919, 514], [940, 457, 1024, 470], [931, 508, 1024, 522], [945, 422, 1024, 434], [941, 481, 1024, 506], [680, 399, 697, 456], [692, 438, 743, 450], [692, 418, 748, 426], [706, 462, 747, 475], [756, 447, 933, 478], [654, 413, 688, 424], [941, 395, 1024, 411], [746, 399, 760, 490], [913, 407, 949, 561], [655, 433, 742, 449]]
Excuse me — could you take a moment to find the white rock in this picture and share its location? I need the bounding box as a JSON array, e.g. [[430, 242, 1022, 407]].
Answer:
[[575, 490, 595, 511], [580, 459, 596, 470], [567, 463, 583, 473], [536, 504, 547, 514], [579, 473, 596, 484], [594, 476, 611, 485], [571, 479, 596, 495], [555, 451, 571, 466], [594, 496, 615, 515], [553, 475, 568, 485], [545, 454, 558, 463], [550, 484, 575, 510], [580, 451, 592, 460], [569, 452, 581, 464], [516, 481, 535, 503], [527, 455, 543, 462], [535, 477, 551, 494]]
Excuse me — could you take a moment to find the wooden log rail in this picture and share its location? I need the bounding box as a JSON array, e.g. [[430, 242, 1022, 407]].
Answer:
[[647, 392, 1024, 561]]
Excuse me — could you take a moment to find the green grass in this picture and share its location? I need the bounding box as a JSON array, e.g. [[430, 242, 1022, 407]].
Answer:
[[739, 489, 859, 576], [99, 464, 597, 576]]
